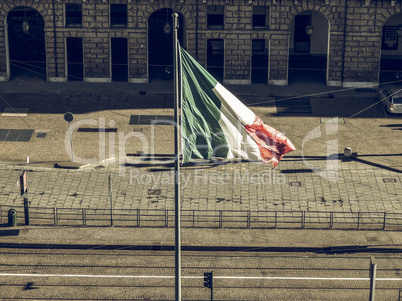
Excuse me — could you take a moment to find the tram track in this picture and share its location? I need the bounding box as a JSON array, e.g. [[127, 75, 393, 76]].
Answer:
[[0, 248, 401, 300]]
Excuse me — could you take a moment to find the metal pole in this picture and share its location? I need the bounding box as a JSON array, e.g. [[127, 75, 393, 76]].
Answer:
[[369, 258, 377, 301], [172, 12, 181, 301], [82, 208, 86, 226], [109, 173, 113, 226], [23, 197, 29, 226], [69, 121, 74, 162], [22, 171, 29, 226], [211, 271, 214, 301]]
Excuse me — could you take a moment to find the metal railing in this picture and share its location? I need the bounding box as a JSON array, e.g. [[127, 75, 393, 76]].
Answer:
[[1, 205, 402, 230]]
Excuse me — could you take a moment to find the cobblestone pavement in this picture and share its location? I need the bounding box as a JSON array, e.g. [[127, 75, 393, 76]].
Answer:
[[0, 155, 400, 214], [0, 79, 400, 215]]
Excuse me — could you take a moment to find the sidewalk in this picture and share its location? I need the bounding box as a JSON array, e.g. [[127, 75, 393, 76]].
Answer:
[[1, 226, 402, 253], [0, 77, 401, 249]]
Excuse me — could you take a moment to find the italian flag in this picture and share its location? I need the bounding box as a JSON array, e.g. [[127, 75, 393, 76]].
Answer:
[[180, 46, 295, 167]]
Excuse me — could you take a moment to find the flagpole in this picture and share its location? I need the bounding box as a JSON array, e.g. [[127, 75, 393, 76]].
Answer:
[[172, 12, 181, 301]]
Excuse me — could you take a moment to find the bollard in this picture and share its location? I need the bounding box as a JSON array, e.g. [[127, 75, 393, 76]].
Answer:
[[8, 209, 17, 227]]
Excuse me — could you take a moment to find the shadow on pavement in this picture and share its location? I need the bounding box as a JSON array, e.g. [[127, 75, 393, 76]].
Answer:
[[0, 229, 20, 235], [349, 157, 401, 174], [380, 124, 402, 130], [0, 92, 174, 114]]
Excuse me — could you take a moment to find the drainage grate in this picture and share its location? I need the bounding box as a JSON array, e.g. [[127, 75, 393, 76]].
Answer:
[[77, 128, 118, 132], [36, 132, 47, 138], [148, 189, 162, 195], [0, 129, 34, 142], [290, 181, 301, 187], [129, 115, 174, 125], [383, 178, 396, 183]]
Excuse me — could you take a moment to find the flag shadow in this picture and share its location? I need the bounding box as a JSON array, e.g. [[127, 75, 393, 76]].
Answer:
[[123, 156, 251, 172]]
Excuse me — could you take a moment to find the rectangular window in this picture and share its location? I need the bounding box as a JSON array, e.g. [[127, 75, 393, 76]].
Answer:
[[66, 37, 83, 81], [111, 38, 128, 81], [65, 3, 82, 28], [207, 5, 224, 29], [207, 39, 224, 81], [252, 39, 268, 84], [110, 4, 127, 28], [252, 6, 270, 29]]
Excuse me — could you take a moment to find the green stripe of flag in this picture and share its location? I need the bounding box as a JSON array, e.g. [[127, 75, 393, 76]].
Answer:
[[180, 47, 229, 163]]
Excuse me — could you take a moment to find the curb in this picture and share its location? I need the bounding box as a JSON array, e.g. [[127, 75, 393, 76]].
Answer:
[[0, 242, 401, 254]]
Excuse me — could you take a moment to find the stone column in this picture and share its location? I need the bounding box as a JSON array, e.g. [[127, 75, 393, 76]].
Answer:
[[268, 4, 289, 86], [83, 1, 111, 83], [342, 0, 381, 87], [46, 0, 67, 82], [0, 24, 9, 81], [327, 3, 348, 87], [224, 4, 252, 85], [268, 32, 289, 86], [128, 3, 147, 83], [128, 31, 147, 83]]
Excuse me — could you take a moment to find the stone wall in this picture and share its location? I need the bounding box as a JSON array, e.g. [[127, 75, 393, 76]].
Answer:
[[0, 0, 401, 86]]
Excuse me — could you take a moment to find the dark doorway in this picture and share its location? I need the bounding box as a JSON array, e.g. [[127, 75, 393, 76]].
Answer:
[[148, 9, 184, 81], [289, 11, 328, 84], [66, 37, 83, 81], [111, 38, 128, 81], [7, 6, 46, 80], [380, 14, 402, 84], [207, 39, 224, 82], [252, 39, 268, 84]]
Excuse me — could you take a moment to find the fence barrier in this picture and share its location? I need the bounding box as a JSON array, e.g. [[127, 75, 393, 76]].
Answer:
[[1, 205, 402, 230]]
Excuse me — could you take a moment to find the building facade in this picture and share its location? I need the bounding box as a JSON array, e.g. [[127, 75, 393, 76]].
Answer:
[[0, 0, 401, 87]]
